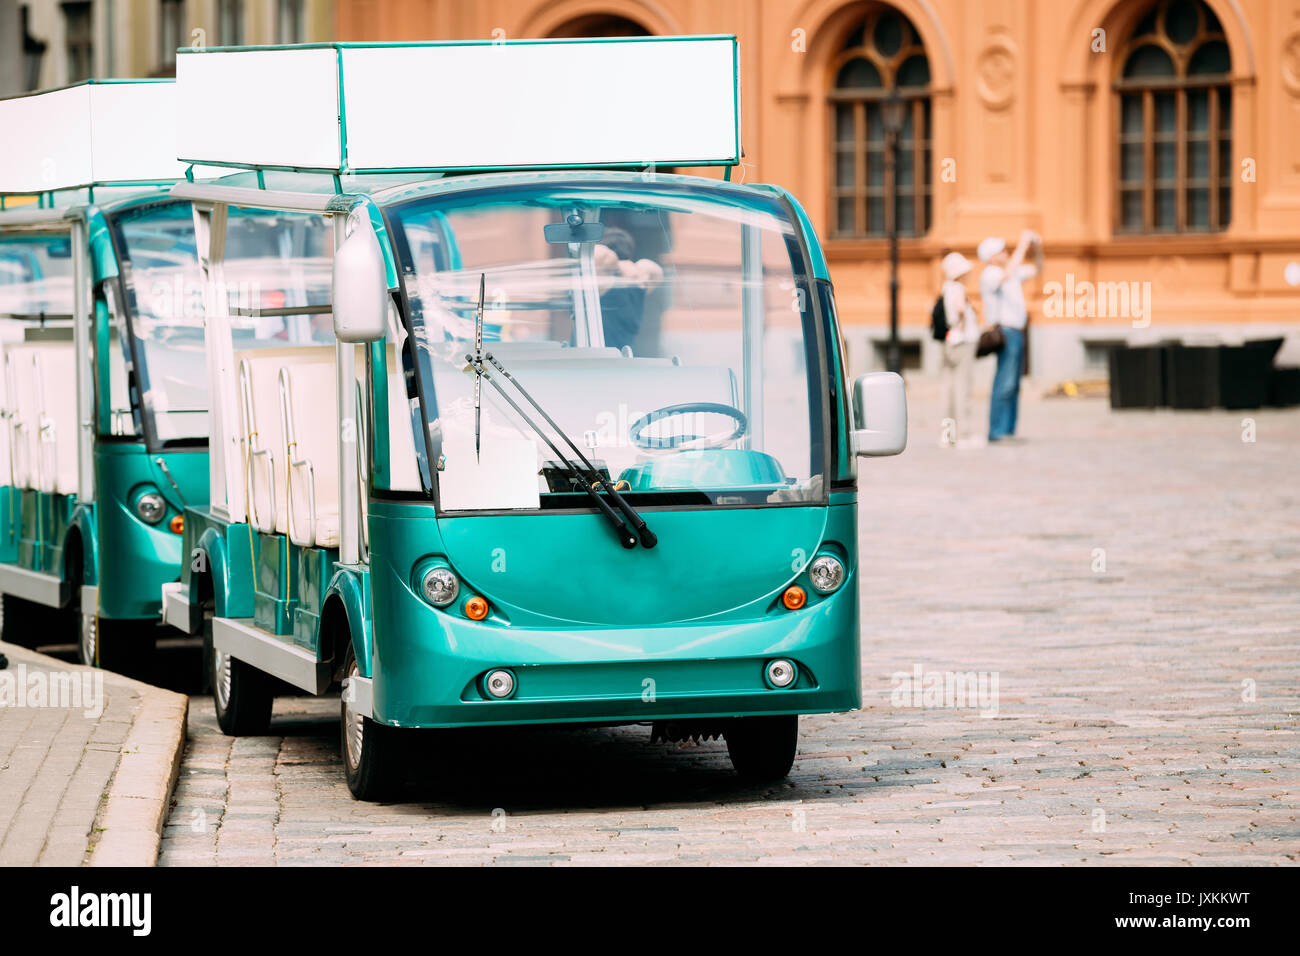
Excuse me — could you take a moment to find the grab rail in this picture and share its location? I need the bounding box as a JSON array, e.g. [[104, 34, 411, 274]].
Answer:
[[279, 366, 316, 549], [239, 358, 276, 534]]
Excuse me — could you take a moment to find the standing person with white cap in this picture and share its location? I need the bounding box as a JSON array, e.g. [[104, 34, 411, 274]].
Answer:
[[978, 229, 1043, 443], [937, 251, 984, 448]]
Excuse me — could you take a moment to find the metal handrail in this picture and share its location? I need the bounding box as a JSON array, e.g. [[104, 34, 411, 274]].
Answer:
[[279, 366, 317, 549], [32, 353, 55, 493], [239, 358, 276, 533]]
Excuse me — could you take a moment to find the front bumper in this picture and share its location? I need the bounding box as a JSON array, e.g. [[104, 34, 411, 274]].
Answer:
[[372, 580, 861, 728]]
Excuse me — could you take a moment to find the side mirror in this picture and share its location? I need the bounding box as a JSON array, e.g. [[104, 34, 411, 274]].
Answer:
[[852, 371, 907, 457], [331, 220, 388, 343]]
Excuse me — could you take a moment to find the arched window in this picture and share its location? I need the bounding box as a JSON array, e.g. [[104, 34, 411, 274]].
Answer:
[[548, 15, 650, 38], [1115, 0, 1232, 233], [828, 5, 932, 238]]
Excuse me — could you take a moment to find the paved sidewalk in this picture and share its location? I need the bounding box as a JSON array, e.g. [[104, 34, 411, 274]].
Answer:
[[160, 389, 1299, 866], [0, 642, 188, 866]]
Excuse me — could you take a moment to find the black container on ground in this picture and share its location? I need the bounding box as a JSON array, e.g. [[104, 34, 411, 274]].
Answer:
[[1267, 367, 1300, 407], [1219, 338, 1283, 409], [1108, 345, 1166, 409], [1165, 345, 1221, 409]]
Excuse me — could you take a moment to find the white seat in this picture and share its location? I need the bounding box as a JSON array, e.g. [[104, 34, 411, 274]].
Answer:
[[236, 343, 421, 549], [235, 346, 334, 535], [280, 361, 340, 548], [4, 342, 77, 494]]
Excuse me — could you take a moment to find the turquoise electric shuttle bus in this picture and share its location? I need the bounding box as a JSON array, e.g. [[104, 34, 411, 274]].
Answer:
[[161, 38, 907, 799], [0, 80, 215, 669]]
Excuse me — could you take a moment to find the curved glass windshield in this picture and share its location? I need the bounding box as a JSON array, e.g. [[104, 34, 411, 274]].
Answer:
[[388, 182, 825, 512], [0, 231, 74, 323], [111, 201, 333, 446]]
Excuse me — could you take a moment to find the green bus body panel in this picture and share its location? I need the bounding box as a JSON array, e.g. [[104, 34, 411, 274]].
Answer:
[[434, 506, 830, 627], [0, 487, 19, 564], [324, 565, 372, 676], [364, 499, 860, 728], [13, 490, 77, 576], [182, 508, 257, 619], [93, 444, 209, 619]]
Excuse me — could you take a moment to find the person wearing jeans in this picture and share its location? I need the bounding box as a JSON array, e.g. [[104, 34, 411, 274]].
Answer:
[[978, 230, 1042, 443]]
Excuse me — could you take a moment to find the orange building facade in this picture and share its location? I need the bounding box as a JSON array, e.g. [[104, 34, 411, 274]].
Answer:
[[335, 0, 1300, 382]]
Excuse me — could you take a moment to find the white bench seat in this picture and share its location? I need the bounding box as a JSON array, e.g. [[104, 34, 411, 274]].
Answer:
[[3, 342, 77, 494]]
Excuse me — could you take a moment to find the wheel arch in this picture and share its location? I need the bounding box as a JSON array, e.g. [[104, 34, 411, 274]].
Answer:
[[323, 567, 371, 680]]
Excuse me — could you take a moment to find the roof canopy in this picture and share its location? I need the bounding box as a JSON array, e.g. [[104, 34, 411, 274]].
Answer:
[[0, 80, 187, 195], [175, 37, 741, 175]]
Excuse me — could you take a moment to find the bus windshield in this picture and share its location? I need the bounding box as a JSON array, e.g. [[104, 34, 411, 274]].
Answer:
[[111, 201, 334, 447], [0, 231, 75, 323], [388, 182, 825, 512]]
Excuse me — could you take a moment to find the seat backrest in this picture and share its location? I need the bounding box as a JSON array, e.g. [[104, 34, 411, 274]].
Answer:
[[4, 342, 78, 494], [235, 345, 334, 533], [281, 361, 340, 548]]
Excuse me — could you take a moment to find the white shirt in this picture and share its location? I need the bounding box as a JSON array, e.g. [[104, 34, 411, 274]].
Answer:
[[980, 263, 1036, 331], [942, 280, 978, 344]]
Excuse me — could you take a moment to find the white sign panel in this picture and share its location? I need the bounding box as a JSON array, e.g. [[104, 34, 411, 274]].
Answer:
[[0, 82, 186, 193], [342, 39, 740, 169], [176, 48, 342, 170], [174, 38, 740, 174]]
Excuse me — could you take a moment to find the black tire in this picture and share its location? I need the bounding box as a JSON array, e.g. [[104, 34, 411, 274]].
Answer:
[[209, 617, 273, 736], [0, 593, 49, 649], [95, 618, 156, 676], [726, 715, 799, 781], [341, 643, 406, 801]]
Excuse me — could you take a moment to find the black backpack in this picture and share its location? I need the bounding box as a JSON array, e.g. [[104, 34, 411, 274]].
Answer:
[[930, 295, 948, 342]]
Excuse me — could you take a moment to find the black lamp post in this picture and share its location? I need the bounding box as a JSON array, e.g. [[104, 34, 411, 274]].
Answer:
[[881, 87, 906, 374]]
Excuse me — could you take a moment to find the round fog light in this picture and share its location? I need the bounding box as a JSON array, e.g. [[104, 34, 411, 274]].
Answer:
[[766, 659, 797, 688], [135, 492, 166, 525], [484, 669, 515, 699], [420, 567, 459, 607], [808, 554, 845, 593]]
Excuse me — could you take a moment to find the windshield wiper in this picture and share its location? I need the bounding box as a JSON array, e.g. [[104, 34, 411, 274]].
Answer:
[[472, 273, 484, 462], [464, 273, 655, 550], [484, 352, 656, 549]]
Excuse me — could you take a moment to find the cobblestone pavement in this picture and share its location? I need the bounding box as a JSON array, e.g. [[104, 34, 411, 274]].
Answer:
[[159, 389, 1300, 865], [0, 645, 136, 865]]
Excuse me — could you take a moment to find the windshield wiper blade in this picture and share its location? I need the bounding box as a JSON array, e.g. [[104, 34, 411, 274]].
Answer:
[[472, 273, 484, 463], [466, 355, 638, 550], [485, 352, 657, 549]]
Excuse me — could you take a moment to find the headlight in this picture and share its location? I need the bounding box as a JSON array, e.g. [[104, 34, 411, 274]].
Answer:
[[420, 567, 459, 607], [808, 554, 845, 593], [135, 492, 166, 525]]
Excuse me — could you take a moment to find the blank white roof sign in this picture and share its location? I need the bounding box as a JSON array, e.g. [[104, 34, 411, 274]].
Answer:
[[176, 38, 741, 173], [0, 81, 186, 194]]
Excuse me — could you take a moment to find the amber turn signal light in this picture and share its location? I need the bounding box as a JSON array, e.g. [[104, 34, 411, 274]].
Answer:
[[169, 515, 184, 535], [782, 585, 806, 610], [464, 596, 489, 621]]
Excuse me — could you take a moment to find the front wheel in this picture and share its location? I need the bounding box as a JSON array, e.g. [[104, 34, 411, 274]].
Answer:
[[726, 715, 799, 781], [209, 618, 273, 736], [341, 645, 406, 802]]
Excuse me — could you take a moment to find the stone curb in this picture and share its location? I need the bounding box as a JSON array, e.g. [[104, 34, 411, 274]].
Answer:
[[0, 641, 188, 867], [89, 683, 188, 867]]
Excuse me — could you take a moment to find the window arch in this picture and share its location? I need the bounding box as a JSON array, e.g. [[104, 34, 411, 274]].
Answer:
[[828, 5, 932, 239], [547, 15, 650, 38], [1115, 0, 1232, 233]]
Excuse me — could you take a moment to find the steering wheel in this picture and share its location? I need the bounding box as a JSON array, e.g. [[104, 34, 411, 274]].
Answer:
[[629, 402, 749, 451]]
